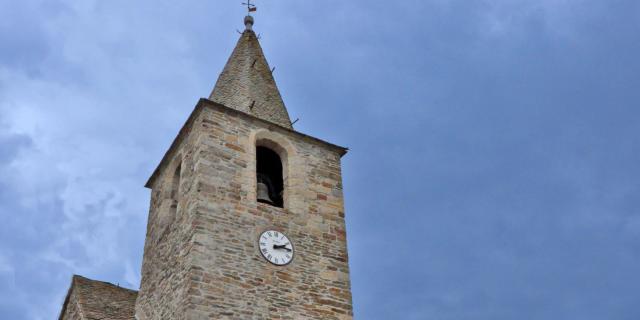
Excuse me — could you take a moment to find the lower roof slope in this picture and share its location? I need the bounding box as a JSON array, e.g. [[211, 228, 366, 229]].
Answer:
[[59, 275, 138, 320]]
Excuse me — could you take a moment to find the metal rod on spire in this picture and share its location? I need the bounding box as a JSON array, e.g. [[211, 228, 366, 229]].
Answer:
[[242, 0, 257, 31], [242, 0, 257, 14]]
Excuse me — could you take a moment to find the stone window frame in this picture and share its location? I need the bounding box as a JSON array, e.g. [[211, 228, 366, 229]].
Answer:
[[169, 156, 182, 209], [251, 130, 296, 211], [171, 162, 182, 203], [156, 154, 182, 244]]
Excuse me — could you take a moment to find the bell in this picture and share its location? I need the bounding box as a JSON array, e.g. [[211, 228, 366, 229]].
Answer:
[[257, 181, 274, 204]]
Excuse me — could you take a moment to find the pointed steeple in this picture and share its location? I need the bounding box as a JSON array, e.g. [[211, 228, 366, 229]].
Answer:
[[209, 16, 293, 129]]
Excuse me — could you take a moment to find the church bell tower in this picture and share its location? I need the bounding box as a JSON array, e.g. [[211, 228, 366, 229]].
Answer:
[[135, 12, 353, 320]]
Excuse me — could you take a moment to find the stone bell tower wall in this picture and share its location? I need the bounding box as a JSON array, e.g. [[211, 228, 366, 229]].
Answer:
[[136, 99, 352, 319], [135, 113, 201, 320], [183, 100, 353, 319]]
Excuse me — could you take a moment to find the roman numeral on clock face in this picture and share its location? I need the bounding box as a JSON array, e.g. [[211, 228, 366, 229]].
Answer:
[[258, 230, 294, 266]]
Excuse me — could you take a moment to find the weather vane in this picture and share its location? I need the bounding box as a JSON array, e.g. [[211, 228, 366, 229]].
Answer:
[[242, 0, 257, 14]]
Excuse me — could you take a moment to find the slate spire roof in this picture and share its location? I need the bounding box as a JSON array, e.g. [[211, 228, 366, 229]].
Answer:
[[209, 15, 293, 129]]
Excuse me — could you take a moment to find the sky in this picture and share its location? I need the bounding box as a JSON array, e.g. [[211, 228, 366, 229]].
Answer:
[[1, 0, 639, 319]]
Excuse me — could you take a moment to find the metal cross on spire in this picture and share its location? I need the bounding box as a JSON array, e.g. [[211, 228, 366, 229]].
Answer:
[[242, 0, 257, 14]]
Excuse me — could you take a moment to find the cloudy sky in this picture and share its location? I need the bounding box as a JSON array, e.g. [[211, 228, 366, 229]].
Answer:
[[1, 0, 639, 319]]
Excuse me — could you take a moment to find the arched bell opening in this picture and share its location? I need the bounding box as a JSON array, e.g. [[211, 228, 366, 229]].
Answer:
[[171, 162, 181, 203], [256, 146, 284, 208], [166, 161, 182, 223]]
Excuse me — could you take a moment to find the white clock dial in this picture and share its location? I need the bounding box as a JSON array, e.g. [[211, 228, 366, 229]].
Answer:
[[258, 230, 294, 266]]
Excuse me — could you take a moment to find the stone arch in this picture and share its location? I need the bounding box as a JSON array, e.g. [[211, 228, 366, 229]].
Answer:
[[170, 162, 181, 202], [156, 154, 182, 242], [250, 129, 297, 210], [167, 154, 183, 204]]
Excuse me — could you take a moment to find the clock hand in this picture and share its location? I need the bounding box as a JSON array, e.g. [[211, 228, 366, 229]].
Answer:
[[273, 244, 292, 252]]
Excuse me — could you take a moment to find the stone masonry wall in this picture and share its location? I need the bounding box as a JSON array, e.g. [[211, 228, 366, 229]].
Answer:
[[135, 123, 200, 320], [183, 105, 353, 319], [60, 290, 82, 320]]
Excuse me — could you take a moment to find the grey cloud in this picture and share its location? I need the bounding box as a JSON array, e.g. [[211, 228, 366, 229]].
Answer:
[[1, 0, 640, 319]]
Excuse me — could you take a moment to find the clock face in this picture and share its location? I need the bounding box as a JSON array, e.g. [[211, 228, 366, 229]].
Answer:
[[258, 230, 294, 266]]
